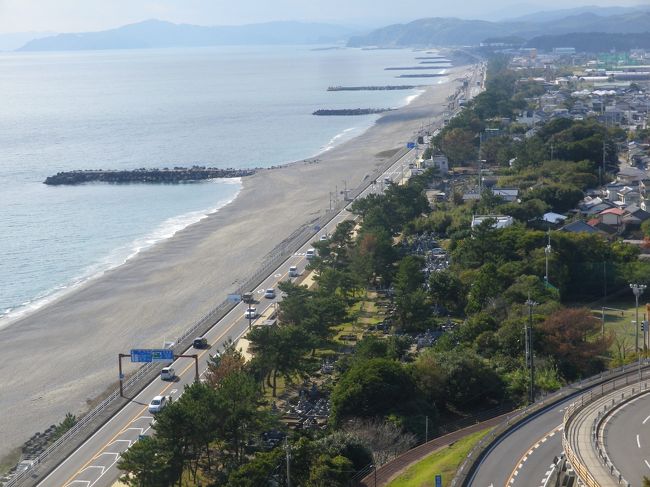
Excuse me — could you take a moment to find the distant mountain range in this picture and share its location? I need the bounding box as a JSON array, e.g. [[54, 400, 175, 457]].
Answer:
[[17, 20, 356, 51], [0, 32, 54, 51], [347, 10, 650, 47], [504, 4, 650, 22]]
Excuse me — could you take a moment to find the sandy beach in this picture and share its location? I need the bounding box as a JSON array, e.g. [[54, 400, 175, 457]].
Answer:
[[0, 64, 472, 462]]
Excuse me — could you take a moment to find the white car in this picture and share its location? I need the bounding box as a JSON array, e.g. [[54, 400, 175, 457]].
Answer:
[[148, 395, 169, 414], [306, 248, 316, 260], [160, 367, 175, 381], [319, 234, 328, 242], [244, 307, 258, 319], [289, 266, 299, 277], [264, 288, 276, 299]]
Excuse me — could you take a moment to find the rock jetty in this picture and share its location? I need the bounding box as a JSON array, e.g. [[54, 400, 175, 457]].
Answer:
[[327, 85, 418, 91], [312, 108, 395, 116], [385, 66, 444, 70], [44, 166, 255, 185], [397, 74, 446, 78]]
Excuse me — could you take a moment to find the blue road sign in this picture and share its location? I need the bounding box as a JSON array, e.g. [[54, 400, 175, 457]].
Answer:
[[435, 475, 442, 487], [407, 142, 416, 149], [130, 349, 174, 363]]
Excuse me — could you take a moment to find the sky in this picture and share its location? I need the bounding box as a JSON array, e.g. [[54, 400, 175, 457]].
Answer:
[[0, 0, 647, 34]]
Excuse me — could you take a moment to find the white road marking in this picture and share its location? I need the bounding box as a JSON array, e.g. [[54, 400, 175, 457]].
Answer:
[[645, 459, 650, 470], [638, 434, 642, 448], [644, 415, 650, 425]]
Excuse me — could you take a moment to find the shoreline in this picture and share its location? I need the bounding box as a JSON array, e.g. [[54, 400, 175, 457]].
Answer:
[[0, 64, 473, 461], [0, 84, 429, 330]]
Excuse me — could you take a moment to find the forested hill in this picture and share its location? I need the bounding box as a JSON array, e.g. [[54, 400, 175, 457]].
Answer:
[[347, 11, 650, 47]]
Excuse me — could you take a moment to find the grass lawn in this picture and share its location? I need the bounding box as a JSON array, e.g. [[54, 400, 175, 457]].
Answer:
[[386, 428, 492, 487], [590, 299, 649, 361]]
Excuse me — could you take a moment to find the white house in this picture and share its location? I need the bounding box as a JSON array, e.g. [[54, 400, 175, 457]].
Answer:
[[471, 215, 514, 229]]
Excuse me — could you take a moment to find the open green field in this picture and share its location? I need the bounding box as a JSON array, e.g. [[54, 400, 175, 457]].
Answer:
[[386, 428, 492, 487], [590, 298, 650, 361]]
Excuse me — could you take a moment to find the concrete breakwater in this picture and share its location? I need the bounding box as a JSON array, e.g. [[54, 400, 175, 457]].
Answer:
[[327, 85, 419, 91], [44, 167, 256, 185], [397, 74, 446, 78], [385, 66, 444, 70], [312, 108, 395, 116]]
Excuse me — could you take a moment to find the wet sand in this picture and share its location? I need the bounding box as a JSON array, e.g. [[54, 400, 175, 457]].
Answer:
[[0, 64, 472, 461]]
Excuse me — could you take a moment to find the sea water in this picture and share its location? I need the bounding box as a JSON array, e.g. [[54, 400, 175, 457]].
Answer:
[[0, 45, 449, 324]]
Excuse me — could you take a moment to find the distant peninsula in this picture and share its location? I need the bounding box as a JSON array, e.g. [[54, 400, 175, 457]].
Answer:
[[44, 167, 255, 185], [18, 19, 356, 51]]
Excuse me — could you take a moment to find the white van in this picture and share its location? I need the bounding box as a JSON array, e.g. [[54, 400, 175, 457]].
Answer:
[[160, 367, 175, 381], [289, 266, 299, 277], [306, 248, 316, 260]]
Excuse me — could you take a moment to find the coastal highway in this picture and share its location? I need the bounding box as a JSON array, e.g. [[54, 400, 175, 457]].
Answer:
[[468, 398, 568, 487], [36, 147, 420, 487], [601, 391, 650, 485], [468, 368, 650, 487]]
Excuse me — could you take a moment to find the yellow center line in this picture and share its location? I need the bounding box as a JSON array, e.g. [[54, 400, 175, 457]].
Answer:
[[504, 424, 562, 487]]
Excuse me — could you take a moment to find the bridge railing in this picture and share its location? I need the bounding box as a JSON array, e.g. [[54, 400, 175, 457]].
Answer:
[[562, 370, 650, 487], [451, 360, 649, 487]]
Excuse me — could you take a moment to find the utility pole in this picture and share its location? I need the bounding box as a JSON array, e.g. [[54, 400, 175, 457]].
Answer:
[[630, 283, 647, 386], [602, 140, 607, 186], [544, 230, 551, 285], [525, 297, 538, 404], [285, 437, 291, 487], [425, 416, 429, 443], [630, 284, 646, 352]]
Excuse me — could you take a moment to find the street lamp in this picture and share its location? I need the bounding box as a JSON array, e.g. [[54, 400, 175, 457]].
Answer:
[[630, 284, 646, 352], [544, 230, 552, 284], [525, 297, 538, 405], [630, 283, 647, 386]]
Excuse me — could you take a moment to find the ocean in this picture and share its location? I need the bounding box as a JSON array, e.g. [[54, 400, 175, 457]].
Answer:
[[0, 45, 449, 325]]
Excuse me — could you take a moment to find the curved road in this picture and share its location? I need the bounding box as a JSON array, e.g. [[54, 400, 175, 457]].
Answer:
[[468, 398, 568, 487], [469, 369, 650, 487], [603, 391, 650, 485]]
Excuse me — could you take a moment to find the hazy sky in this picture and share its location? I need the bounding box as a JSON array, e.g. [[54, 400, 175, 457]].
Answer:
[[0, 0, 647, 33]]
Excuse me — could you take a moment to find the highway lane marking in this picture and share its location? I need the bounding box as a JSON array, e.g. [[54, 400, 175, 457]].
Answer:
[[638, 434, 642, 448], [505, 425, 563, 486], [644, 415, 650, 425], [59, 265, 300, 486], [645, 459, 650, 470]]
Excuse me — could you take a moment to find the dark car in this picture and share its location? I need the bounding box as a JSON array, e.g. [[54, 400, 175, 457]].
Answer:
[[193, 336, 208, 349]]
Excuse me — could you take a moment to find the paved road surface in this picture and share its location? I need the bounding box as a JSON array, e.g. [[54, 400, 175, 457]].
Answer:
[[468, 398, 569, 487], [603, 391, 650, 485]]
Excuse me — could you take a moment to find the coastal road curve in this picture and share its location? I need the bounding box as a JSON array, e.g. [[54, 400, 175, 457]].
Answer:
[[468, 368, 650, 487], [36, 146, 420, 487], [602, 391, 650, 485], [468, 398, 569, 487]]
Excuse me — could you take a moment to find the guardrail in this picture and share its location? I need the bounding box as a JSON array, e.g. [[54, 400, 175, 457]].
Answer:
[[450, 360, 650, 487], [562, 370, 650, 487], [3, 140, 415, 487]]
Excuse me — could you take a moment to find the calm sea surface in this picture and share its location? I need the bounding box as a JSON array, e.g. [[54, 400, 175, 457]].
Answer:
[[0, 45, 448, 323]]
